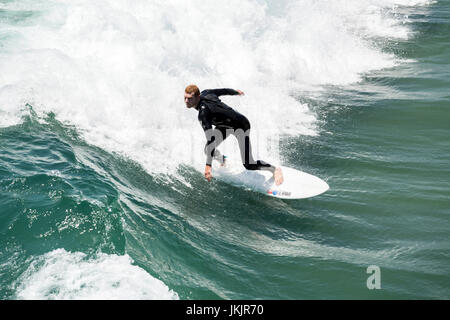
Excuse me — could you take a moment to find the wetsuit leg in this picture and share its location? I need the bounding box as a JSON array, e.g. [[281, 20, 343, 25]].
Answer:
[[233, 116, 276, 173], [240, 133, 275, 173], [204, 126, 230, 164]]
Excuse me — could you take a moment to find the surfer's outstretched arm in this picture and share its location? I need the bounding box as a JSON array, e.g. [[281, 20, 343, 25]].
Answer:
[[201, 88, 244, 97]]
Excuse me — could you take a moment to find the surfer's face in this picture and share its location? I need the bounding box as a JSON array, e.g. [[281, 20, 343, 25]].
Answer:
[[184, 92, 200, 109]]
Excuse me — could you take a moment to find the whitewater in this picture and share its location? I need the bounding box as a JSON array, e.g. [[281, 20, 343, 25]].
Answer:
[[2, 0, 448, 300]]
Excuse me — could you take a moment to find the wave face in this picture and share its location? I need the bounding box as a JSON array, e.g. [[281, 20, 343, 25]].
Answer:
[[0, 0, 424, 174], [2, 0, 448, 299]]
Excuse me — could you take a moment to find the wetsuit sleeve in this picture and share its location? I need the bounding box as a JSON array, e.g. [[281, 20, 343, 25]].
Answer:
[[198, 107, 214, 166], [201, 88, 239, 97]]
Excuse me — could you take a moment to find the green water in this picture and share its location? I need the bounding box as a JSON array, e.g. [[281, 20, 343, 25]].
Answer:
[[0, 0, 449, 299]]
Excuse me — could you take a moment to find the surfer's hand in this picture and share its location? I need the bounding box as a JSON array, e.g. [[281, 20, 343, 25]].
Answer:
[[236, 89, 245, 96], [204, 165, 212, 182]]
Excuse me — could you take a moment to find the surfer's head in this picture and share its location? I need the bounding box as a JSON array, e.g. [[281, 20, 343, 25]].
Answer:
[[184, 84, 201, 109]]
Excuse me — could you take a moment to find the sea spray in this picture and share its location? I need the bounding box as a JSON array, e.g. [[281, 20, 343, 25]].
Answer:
[[0, 0, 425, 176], [14, 249, 179, 300]]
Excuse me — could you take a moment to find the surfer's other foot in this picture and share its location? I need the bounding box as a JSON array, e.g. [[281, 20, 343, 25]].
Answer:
[[220, 155, 227, 167], [274, 167, 283, 186]]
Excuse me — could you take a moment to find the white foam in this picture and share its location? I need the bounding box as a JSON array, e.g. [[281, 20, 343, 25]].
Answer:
[[0, 0, 429, 177], [14, 249, 179, 300]]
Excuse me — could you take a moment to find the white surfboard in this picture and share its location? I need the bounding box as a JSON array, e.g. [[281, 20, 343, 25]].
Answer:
[[213, 163, 329, 199]]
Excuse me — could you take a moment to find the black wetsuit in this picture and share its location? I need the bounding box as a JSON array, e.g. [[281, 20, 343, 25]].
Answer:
[[197, 88, 275, 173]]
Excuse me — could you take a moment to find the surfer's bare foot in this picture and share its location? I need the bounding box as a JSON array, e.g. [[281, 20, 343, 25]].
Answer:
[[274, 167, 283, 185]]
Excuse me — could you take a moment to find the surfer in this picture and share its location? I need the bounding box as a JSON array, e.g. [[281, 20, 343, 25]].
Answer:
[[184, 85, 283, 185]]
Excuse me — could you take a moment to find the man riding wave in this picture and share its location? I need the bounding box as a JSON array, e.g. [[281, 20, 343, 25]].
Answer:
[[184, 84, 283, 185]]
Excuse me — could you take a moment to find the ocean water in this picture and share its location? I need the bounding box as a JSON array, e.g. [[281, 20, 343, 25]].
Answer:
[[0, 0, 449, 299]]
